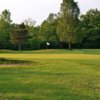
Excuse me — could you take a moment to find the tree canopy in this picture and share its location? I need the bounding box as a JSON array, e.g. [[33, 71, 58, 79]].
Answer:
[[57, 0, 80, 49], [10, 23, 29, 50], [0, 5, 100, 50]]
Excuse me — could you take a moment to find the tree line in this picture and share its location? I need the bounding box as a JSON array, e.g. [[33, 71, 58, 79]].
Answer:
[[0, 0, 100, 50]]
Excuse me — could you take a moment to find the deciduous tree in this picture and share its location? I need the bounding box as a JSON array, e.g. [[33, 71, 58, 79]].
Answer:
[[80, 9, 100, 48], [57, 0, 80, 49], [10, 23, 29, 50]]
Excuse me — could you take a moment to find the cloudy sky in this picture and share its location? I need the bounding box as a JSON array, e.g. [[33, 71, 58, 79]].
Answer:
[[0, 0, 100, 25]]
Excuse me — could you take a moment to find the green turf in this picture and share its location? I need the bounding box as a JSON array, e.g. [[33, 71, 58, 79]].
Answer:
[[0, 49, 100, 100], [0, 49, 100, 54]]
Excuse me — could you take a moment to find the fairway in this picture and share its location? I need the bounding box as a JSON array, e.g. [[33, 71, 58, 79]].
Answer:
[[0, 49, 100, 100]]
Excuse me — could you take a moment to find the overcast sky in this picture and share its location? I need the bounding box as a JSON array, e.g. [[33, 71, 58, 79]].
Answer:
[[0, 0, 100, 25]]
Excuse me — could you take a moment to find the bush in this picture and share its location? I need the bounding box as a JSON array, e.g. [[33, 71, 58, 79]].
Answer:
[[28, 38, 40, 50]]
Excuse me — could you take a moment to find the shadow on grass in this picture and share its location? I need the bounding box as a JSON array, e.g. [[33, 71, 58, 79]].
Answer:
[[0, 58, 32, 65]]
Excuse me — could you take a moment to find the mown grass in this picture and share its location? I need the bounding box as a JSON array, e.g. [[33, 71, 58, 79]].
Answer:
[[0, 49, 100, 100], [0, 49, 100, 54]]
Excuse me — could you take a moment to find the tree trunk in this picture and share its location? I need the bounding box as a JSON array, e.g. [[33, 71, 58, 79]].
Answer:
[[18, 44, 21, 51], [68, 42, 72, 50]]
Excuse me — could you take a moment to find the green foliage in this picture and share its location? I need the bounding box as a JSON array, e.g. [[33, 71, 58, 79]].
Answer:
[[24, 18, 36, 36], [23, 18, 41, 50], [0, 9, 12, 24], [28, 38, 40, 50], [0, 9, 12, 49], [10, 23, 29, 50], [38, 13, 59, 48], [57, 0, 80, 49], [80, 9, 100, 48], [0, 8, 100, 50]]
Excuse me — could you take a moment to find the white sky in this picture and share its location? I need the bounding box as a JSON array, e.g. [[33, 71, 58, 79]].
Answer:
[[0, 0, 100, 25]]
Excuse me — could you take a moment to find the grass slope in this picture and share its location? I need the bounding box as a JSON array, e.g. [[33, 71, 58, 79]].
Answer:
[[0, 49, 100, 100]]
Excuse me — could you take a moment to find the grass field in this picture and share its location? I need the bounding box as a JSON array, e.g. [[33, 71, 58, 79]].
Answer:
[[0, 49, 100, 100]]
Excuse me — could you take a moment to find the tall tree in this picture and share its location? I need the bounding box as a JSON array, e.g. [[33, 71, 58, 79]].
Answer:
[[0, 9, 12, 24], [24, 18, 41, 50], [24, 18, 36, 36], [80, 9, 100, 48], [10, 23, 29, 50], [38, 13, 59, 48], [57, 0, 80, 49], [47, 13, 57, 23], [0, 9, 12, 49]]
